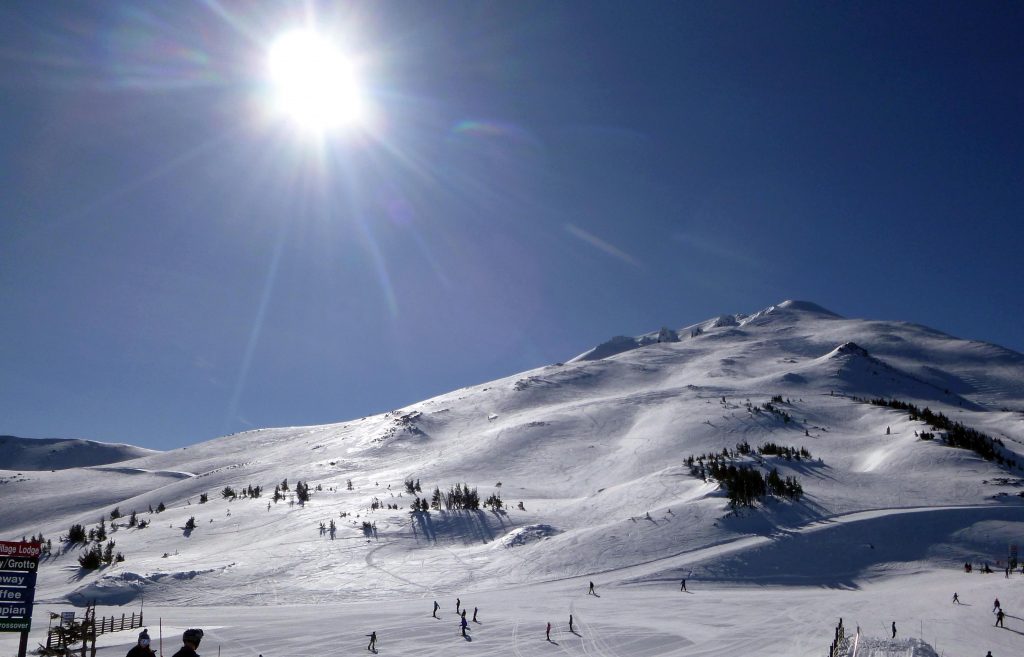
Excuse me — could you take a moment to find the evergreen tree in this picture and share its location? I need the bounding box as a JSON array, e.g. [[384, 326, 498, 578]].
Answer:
[[67, 523, 87, 544]]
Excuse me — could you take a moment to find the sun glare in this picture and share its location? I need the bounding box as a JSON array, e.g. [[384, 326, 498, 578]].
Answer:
[[268, 30, 366, 133]]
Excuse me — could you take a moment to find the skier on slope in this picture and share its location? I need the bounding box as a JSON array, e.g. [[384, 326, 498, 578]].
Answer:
[[456, 597, 461, 614], [367, 631, 377, 652], [588, 581, 596, 595], [891, 621, 896, 639], [472, 607, 479, 622], [569, 614, 574, 633], [995, 609, 1005, 628], [994, 598, 1001, 613], [546, 622, 551, 641], [460, 615, 469, 638], [953, 592, 960, 604], [433, 600, 440, 618]]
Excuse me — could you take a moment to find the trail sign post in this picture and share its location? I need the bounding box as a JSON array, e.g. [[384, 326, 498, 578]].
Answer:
[[0, 541, 41, 657]]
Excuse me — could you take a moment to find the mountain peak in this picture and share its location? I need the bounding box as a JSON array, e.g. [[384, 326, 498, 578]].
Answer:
[[773, 300, 842, 317]]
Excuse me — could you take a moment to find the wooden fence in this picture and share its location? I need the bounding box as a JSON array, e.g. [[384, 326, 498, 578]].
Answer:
[[827, 617, 845, 657]]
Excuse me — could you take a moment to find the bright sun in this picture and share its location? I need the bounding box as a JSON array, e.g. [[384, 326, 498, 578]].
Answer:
[[268, 30, 366, 133]]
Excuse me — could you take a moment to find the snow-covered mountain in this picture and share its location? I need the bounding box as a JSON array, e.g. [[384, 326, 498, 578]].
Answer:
[[4, 301, 1023, 657], [0, 435, 157, 472]]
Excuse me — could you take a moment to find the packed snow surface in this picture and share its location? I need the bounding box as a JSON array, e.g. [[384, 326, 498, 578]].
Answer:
[[3, 301, 1023, 656]]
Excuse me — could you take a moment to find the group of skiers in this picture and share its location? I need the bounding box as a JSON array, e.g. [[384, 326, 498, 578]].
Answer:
[[126, 628, 203, 657]]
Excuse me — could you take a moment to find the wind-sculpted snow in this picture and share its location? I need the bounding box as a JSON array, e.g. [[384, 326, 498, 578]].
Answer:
[[3, 300, 1024, 657]]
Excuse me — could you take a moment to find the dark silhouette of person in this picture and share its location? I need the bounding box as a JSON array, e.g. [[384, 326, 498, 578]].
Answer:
[[680, 579, 687, 592], [891, 622, 896, 639], [433, 600, 439, 618], [367, 631, 376, 652], [952, 592, 960, 604], [171, 629, 203, 657], [588, 581, 596, 595], [472, 607, 478, 622], [569, 614, 573, 632], [546, 622, 551, 641], [995, 610, 1005, 628], [456, 598, 461, 614]]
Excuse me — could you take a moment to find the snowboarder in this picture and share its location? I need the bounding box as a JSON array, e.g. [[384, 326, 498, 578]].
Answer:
[[126, 630, 156, 657], [588, 581, 596, 595], [995, 610, 1005, 628], [680, 578, 687, 592], [569, 614, 574, 632], [891, 621, 896, 639], [171, 629, 203, 657], [433, 600, 440, 618], [546, 622, 551, 641], [472, 607, 478, 622], [460, 615, 469, 638], [367, 631, 377, 651], [994, 598, 1001, 613]]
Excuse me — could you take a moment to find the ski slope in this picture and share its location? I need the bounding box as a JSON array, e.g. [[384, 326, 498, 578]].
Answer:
[[3, 301, 1023, 656]]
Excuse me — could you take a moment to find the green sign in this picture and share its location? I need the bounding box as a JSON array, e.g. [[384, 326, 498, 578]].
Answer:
[[0, 618, 31, 632]]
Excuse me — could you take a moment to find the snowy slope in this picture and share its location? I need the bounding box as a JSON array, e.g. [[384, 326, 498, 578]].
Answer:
[[3, 301, 1023, 657]]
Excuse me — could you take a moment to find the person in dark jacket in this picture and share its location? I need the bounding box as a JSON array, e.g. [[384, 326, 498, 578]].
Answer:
[[171, 629, 203, 657], [126, 630, 156, 657], [367, 631, 377, 651]]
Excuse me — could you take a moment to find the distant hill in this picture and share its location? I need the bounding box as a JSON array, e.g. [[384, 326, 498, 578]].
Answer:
[[0, 435, 157, 471]]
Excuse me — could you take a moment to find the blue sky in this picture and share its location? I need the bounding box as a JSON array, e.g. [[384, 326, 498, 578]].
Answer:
[[1, 2, 1021, 450]]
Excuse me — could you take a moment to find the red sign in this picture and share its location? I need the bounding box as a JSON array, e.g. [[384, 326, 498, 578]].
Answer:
[[0, 543, 40, 559]]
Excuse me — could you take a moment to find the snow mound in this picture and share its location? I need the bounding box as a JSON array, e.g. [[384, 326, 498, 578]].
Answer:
[[501, 524, 561, 548]]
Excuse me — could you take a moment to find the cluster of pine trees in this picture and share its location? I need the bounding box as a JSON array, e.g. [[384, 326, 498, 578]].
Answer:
[[431, 483, 480, 510], [865, 397, 1018, 468], [735, 440, 812, 461], [745, 399, 792, 423], [21, 533, 52, 554], [408, 489, 503, 513], [77, 540, 121, 569], [67, 516, 124, 568], [686, 449, 804, 508], [220, 483, 263, 499]]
